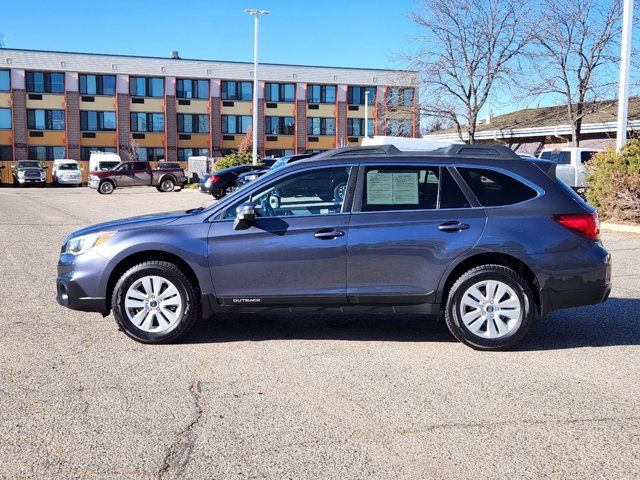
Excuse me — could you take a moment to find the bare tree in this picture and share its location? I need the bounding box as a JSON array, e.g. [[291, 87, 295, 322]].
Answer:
[[407, 0, 532, 143], [120, 135, 139, 162], [238, 127, 253, 154], [529, 0, 623, 146]]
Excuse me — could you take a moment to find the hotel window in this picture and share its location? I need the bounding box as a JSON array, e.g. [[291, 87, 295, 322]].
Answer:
[[80, 111, 116, 131], [0, 108, 11, 129], [385, 119, 413, 137], [347, 118, 374, 137], [27, 109, 66, 130], [177, 114, 209, 133], [130, 77, 164, 97], [221, 81, 252, 101], [80, 146, 116, 160], [265, 83, 295, 102], [176, 79, 209, 99], [265, 149, 294, 157], [79, 74, 116, 96], [265, 116, 294, 135], [307, 84, 336, 104], [137, 147, 165, 161], [307, 117, 335, 135], [221, 115, 252, 134], [0, 70, 10, 91], [347, 86, 375, 105], [26, 71, 64, 94], [28, 146, 66, 160], [130, 113, 165, 132], [387, 87, 414, 107], [178, 148, 210, 161], [0, 146, 12, 161]]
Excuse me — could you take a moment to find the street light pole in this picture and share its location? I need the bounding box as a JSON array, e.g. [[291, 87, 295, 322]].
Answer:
[[245, 8, 269, 165], [364, 90, 369, 139], [616, 0, 633, 152]]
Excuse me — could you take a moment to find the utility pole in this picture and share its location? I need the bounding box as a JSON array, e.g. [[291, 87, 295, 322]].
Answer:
[[616, 0, 633, 152], [245, 8, 269, 165]]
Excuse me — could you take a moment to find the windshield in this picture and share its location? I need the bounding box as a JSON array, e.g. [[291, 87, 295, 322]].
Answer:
[[100, 161, 120, 171], [58, 163, 79, 170], [19, 161, 41, 168], [270, 156, 292, 170]]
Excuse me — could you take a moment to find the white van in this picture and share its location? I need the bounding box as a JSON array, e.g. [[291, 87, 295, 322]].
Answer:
[[361, 135, 461, 151], [538, 147, 602, 189], [52, 159, 82, 186], [89, 152, 121, 173]]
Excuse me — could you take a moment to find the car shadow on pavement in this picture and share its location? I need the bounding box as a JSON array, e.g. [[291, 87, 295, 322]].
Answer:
[[185, 312, 456, 344], [182, 297, 640, 350], [517, 297, 640, 351]]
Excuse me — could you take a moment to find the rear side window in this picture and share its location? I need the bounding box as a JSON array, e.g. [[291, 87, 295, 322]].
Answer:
[[457, 168, 537, 207], [361, 166, 469, 212], [540, 151, 571, 165]]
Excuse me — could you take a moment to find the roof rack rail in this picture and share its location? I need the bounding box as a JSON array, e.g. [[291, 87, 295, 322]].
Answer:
[[433, 144, 520, 160], [312, 145, 402, 159]]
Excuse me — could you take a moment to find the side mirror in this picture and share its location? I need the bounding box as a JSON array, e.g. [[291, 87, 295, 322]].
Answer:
[[233, 202, 257, 230]]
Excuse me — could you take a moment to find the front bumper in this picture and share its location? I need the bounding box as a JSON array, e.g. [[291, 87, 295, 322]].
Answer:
[[88, 179, 100, 189], [56, 176, 82, 185], [56, 251, 110, 315], [16, 177, 45, 185], [56, 276, 107, 313]]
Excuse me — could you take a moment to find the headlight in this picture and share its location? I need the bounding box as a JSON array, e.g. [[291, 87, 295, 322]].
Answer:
[[246, 175, 257, 181], [17, 171, 25, 177], [90, 175, 99, 181], [64, 231, 116, 256]]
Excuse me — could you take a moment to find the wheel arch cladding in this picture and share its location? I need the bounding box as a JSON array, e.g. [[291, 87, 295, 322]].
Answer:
[[106, 250, 201, 314], [440, 252, 541, 315]]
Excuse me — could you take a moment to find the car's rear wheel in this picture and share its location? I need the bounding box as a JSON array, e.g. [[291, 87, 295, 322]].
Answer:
[[224, 184, 236, 196], [111, 261, 200, 343], [445, 265, 534, 351], [159, 178, 175, 192], [98, 181, 114, 195]]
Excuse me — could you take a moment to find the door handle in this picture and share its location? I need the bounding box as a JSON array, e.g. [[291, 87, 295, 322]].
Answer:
[[438, 221, 470, 232], [314, 229, 345, 239]]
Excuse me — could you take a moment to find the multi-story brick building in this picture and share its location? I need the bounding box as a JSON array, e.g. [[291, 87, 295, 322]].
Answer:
[[0, 49, 419, 162]]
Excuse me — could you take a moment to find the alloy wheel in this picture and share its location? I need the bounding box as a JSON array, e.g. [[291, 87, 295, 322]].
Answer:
[[124, 275, 183, 333]]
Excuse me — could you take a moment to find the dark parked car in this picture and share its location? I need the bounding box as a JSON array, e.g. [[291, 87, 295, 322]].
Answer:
[[89, 161, 187, 194], [236, 153, 315, 188], [199, 164, 262, 199], [12, 160, 47, 186], [57, 144, 611, 350]]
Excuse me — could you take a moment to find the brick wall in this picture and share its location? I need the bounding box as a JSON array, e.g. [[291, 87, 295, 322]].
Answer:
[[211, 97, 221, 157], [337, 102, 348, 148], [296, 100, 307, 153], [164, 96, 177, 161], [65, 91, 80, 161], [11, 89, 28, 161], [116, 93, 131, 153]]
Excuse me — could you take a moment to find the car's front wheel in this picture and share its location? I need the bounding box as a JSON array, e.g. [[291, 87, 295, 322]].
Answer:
[[111, 261, 200, 343], [445, 264, 534, 351], [98, 181, 114, 195]]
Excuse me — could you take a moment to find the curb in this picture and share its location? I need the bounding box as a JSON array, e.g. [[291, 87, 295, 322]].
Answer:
[[601, 222, 640, 234]]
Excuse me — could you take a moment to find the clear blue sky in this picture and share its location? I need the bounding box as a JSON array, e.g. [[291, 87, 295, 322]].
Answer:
[[1, 0, 421, 69]]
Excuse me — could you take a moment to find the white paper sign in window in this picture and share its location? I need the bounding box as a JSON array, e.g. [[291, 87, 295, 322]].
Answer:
[[366, 170, 419, 205]]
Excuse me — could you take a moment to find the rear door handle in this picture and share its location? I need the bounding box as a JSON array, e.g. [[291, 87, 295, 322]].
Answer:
[[438, 221, 470, 232], [314, 229, 345, 239]]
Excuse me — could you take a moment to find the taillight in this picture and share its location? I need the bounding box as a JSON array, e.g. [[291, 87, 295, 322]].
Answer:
[[552, 213, 600, 240], [209, 175, 220, 183]]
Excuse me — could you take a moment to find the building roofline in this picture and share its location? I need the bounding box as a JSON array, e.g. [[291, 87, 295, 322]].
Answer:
[[0, 47, 418, 74]]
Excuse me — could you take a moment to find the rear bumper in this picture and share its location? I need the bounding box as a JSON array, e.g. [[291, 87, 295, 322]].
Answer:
[[542, 282, 611, 315], [56, 177, 82, 185]]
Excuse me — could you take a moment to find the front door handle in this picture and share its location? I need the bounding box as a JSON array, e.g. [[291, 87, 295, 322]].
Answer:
[[314, 229, 345, 240], [438, 221, 470, 232]]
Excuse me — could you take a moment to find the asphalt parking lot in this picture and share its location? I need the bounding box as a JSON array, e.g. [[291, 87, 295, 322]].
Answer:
[[1, 187, 639, 479]]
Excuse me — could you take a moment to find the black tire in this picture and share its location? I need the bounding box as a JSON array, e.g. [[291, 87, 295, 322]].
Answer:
[[111, 261, 201, 344], [159, 177, 175, 192], [444, 264, 534, 351], [98, 181, 114, 195], [333, 181, 347, 202], [224, 184, 236, 196]]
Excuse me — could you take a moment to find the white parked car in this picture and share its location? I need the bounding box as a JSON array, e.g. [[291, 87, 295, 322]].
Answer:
[[89, 152, 121, 173], [538, 147, 602, 189], [52, 159, 83, 186]]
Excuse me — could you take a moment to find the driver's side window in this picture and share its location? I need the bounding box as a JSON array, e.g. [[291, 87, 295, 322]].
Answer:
[[223, 166, 352, 219]]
